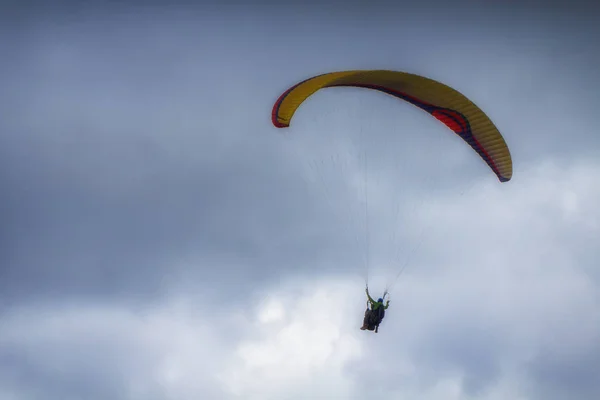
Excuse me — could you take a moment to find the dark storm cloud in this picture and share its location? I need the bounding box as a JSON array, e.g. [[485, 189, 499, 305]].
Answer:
[[0, 10, 351, 304]]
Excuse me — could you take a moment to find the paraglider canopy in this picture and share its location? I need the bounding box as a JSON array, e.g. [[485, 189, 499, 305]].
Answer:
[[271, 69, 512, 182]]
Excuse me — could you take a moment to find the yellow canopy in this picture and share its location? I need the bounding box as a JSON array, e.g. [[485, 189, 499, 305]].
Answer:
[[271, 70, 512, 182]]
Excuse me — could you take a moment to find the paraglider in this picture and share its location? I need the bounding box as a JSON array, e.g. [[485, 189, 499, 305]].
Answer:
[[361, 287, 390, 333], [270, 69, 513, 333]]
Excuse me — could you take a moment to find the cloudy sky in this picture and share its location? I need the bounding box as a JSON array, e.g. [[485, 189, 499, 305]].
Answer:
[[1, 1, 599, 399]]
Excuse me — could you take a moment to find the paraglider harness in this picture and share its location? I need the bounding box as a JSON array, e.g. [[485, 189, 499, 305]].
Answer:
[[364, 289, 388, 333]]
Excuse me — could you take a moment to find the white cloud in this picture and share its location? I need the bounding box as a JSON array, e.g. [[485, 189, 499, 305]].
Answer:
[[0, 300, 232, 400], [221, 280, 363, 399], [361, 158, 600, 400], [0, 282, 365, 400]]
